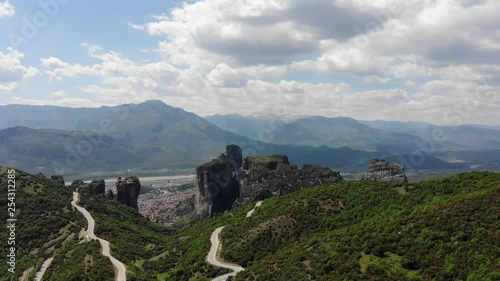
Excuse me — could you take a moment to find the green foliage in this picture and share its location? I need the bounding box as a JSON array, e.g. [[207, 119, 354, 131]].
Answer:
[[2, 167, 498, 281], [44, 240, 114, 281], [218, 171, 500, 280], [0, 167, 86, 280]]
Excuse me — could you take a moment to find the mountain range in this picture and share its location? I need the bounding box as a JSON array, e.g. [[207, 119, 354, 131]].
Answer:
[[0, 100, 499, 178]]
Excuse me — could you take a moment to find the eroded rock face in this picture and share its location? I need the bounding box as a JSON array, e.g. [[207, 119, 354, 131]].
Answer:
[[105, 190, 115, 199], [360, 159, 407, 183], [195, 145, 343, 218], [90, 179, 105, 195], [116, 176, 141, 210], [195, 145, 241, 218], [237, 160, 343, 206], [226, 144, 243, 169], [71, 179, 106, 195], [70, 180, 84, 191], [51, 175, 65, 186], [242, 155, 289, 170]]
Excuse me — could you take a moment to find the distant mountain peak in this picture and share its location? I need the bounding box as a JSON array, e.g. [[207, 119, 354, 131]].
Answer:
[[140, 100, 167, 106]]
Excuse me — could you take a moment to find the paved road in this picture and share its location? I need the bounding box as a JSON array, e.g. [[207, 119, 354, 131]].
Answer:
[[34, 257, 54, 281], [72, 192, 127, 281], [246, 201, 263, 218], [208, 201, 264, 281], [207, 227, 244, 281]]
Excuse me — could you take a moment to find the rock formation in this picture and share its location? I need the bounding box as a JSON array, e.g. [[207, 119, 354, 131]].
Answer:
[[90, 179, 106, 195], [71, 179, 106, 196], [51, 175, 65, 186], [359, 159, 407, 183], [116, 176, 141, 210], [105, 190, 115, 199], [195, 145, 241, 218], [195, 145, 343, 218], [237, 158, 343, 206], [70, 180, 84, 191]]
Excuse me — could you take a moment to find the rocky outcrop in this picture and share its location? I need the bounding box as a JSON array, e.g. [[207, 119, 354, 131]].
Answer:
[[116, 177, 141, 210], [225, 144, 243, 169], [71, 179, 106, 196], [359, 159, 407, 183], [242, 154, 289, 170], [90, 179, 106, 195], [195, 145, 241, 218], [70, 180, 84, 191], [51, 175, 65, 186], [105, 190, 115, 199], [195, 145, 342, 218], [237, 160, 343, 206]]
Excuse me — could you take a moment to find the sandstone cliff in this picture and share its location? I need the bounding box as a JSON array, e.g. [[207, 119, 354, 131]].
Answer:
[[70, 179, 106, 196], [195, 145, 242, 218], [116, 176, 141, 210], [359, 159, 407, 183], [195, 145, 343, 218], [237, 157, 343, 206]]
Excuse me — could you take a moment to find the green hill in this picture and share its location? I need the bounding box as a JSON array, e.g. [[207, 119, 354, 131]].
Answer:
[[2, 167, 499, 280], [67, 171, 500, 280], [0, 167, 113, 281]]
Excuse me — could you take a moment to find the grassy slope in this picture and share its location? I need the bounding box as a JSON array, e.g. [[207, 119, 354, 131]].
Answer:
[[78, 171, 499, 281], [2, 168, 498, 280], [221, 172, 500, 281], [0, 167, 113, 281]]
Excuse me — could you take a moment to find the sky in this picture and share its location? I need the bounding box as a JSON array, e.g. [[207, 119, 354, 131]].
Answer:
[[0, 0, 499, 125]]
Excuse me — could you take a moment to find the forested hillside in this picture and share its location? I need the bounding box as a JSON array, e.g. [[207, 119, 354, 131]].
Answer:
[[2, 167, 498, 280]]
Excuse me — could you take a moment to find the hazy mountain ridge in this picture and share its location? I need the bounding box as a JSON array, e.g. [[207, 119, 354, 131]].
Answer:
[[204, 114, 497, 152], [0, 101, 396, 176], [0, 101, 498, 177]]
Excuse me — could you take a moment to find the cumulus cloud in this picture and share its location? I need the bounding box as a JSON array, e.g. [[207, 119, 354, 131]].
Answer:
[[0, 0, 14, 17], [50, 91, 68, 99], [0, 48, 39, 94], [11, 96, 98, 108], [35, 0, 500, 125], [363, 75, 391, 84]]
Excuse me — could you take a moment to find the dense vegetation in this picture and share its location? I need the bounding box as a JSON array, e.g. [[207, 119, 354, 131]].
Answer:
[[77, 171, 500, 281], [0, 167, 113, 281], [1, 167, 498, 280], [220, 171, 500, 280], [44, 240, 114, 281], [79, 192, 253, 280]]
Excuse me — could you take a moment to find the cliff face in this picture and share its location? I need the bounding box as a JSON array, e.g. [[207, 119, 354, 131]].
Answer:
[[237, 158, 343, 206], [195, 145, 343, 218], [195, 145, 242, 218], [71, 179, 106, 196], [116, 176, 141, 210], [51, 175, 65, 186], [360, 159, 407, 183]]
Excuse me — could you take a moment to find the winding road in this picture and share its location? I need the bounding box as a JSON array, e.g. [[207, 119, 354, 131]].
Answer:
[[71, 192, 127, 281], [33, 257, 54, 281], [207, 201, 263, 281]]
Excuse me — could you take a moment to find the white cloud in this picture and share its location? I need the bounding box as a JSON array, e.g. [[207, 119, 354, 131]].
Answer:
[[362, 75, 391, 84], [33, 0, 500, 125], [0, 0, 14, 17], [50, 91, 68, 99], [206, 63, 246, 88], [11, 96, 98, 108], [292, 47, 393, 75], [0, 48, 39, 94]]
